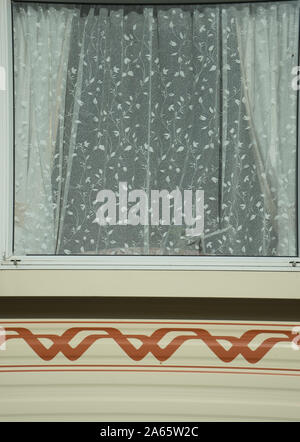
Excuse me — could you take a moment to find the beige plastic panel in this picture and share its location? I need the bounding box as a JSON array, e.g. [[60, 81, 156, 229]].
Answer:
[[0, 319, 299, 421], [1, 270, 300, 298]]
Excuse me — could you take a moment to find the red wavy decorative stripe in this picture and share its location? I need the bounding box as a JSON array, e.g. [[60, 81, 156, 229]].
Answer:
[[4, 327, 294, 363]]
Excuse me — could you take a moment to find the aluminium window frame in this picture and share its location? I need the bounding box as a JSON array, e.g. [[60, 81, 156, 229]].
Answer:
[[0, 0, 300, 271]]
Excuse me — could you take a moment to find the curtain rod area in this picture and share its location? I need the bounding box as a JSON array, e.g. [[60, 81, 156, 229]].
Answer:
[[11, 0, 293, 5]]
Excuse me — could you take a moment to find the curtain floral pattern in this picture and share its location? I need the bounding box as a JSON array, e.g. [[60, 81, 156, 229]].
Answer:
[[13, 1, 299, 256]]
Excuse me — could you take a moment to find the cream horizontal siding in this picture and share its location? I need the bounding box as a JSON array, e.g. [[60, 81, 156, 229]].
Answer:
[[0, 320, 299, 421], [0, 372, 300, 421], [1, 270, 300, 298]]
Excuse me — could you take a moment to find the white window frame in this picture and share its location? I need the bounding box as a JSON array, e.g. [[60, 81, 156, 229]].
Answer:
[[1, 0, 300, 272]]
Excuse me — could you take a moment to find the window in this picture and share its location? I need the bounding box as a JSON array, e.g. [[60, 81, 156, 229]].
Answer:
[[1, 0, 300, 269]]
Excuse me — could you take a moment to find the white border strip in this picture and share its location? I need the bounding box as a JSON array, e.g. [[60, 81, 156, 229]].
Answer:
[[0, 0, 13, 261], [0, 255, 298, 271]]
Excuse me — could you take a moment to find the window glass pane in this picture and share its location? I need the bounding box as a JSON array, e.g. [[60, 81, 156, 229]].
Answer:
[[13, 1, 299, 256]]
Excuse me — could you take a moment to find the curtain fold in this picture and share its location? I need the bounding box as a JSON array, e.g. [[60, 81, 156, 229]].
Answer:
[[13, 2, 299, 257], [234, 2, 299, 256], [14, 4, 75, 254]]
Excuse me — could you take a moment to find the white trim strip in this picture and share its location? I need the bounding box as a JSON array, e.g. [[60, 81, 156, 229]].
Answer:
[[1, 255, 298, 271], [0, 0, 13, 260]]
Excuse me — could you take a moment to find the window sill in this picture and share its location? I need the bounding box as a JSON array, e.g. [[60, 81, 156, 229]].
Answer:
[[0, 255, 299, 271]]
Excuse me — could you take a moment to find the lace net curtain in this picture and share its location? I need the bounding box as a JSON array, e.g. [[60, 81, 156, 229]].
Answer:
[[13, 2, 299, 256]]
